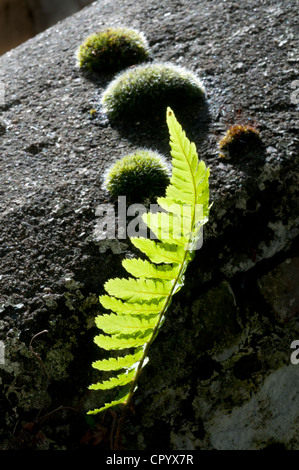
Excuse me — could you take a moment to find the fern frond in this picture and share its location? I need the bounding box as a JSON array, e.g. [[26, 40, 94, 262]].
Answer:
[[96, 313, 159, 335], [104, 277, 173, 301], [89, 369, 136, 390], [88, 388, 131, 415], [122, 258, 181, 280], [88, 107, 210, 416], [100, 295, 165, 316], [131, 237, 186, 264], [143, 211, 191, 246], [94, 330, 152, 350], [92, 348, 144, 371]]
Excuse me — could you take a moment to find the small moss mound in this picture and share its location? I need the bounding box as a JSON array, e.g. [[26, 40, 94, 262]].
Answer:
[[219, 124, 261, 159], [101, 62, 205, 121], [76, 27, 151, 73], [103, 150, 170, 200]]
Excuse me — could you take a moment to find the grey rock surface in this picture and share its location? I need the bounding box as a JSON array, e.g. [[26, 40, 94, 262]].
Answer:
[[0, 0, 298, 450]]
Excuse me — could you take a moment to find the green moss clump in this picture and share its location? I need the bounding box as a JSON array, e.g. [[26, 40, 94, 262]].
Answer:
[[76, 27, 151, 73], [219, 124, 262, 159], [103, 150, 170, 200], [101, 62, 205, 121]]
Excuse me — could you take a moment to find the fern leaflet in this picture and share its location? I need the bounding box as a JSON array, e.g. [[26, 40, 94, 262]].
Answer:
[[88, 107, 210, 415]]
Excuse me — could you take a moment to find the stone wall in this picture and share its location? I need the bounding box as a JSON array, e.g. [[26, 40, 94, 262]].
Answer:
[[0, 0, 298, 451]]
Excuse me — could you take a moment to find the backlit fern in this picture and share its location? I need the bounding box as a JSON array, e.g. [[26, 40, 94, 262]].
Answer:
[[88, 108, 210, 421]]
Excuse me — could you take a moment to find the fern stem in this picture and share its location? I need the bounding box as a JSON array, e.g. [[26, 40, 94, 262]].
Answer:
[[117, 121, 198, 442], [115, 237, 192, 449]]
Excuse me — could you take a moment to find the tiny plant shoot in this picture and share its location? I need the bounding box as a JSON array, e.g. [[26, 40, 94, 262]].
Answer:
[[88, 108, 210, 436]]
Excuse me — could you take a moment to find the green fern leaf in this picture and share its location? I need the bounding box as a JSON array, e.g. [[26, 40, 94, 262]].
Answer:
[[96, 313, 159, 335], [94, 330, 152, 350], [92, 348, 144, 371], [89, 369, 136, 390], [143, 211, 190, 246], [131, 237, 186, 264], [100, 295, 165, 316], [122, 258, 181, 280], [88, 107, 210, 416], [88, 388, 130, 415], [104, 277, 172, 301]]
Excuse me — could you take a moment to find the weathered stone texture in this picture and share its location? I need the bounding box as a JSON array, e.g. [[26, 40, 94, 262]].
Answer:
[[0, 0, 298, 450]]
